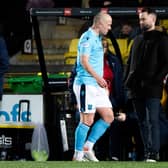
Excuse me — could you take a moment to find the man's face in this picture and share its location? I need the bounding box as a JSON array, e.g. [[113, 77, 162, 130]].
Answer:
[[139, 12, 155, 31], [99, 16, 112, 35], [121, 24, 133, 36]]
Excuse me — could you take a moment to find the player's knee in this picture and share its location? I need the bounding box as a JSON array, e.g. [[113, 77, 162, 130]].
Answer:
[[82, 117, 94, 126], [102, 112, 114, 124]]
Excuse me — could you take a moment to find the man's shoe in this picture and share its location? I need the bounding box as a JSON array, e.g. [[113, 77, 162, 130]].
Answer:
[[145, 158, 157, 162], [111, 156, 119, 161], [72, 157, 89, 162], [83, 148, 99, 162], [144, 152, 158, 162]]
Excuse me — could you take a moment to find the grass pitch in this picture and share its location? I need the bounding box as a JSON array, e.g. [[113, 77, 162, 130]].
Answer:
[[0, 161, 167, 168]]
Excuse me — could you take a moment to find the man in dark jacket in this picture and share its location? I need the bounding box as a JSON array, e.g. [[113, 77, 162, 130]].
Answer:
[[124, 7, 168, 162]]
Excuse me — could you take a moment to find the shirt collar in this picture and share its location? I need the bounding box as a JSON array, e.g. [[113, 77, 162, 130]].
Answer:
[[89, 27, 102, 40]]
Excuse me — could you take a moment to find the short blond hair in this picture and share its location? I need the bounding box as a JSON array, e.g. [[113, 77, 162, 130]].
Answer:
[[93, 12, 111, 25]]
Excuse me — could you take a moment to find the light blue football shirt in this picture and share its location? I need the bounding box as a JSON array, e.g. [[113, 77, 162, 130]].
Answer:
[[74, 28, 103, 86]]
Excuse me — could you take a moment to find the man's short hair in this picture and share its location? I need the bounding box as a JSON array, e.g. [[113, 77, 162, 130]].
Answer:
[[140, 7, 158, 24], [141, 7, 157, 16]]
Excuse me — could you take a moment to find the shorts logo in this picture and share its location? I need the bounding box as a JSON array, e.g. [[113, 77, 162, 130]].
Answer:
[[81, 90, 85, 96], [88, 104, 92, 110]]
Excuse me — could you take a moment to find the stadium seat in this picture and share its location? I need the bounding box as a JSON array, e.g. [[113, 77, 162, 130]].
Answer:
[[64, 38, 79, 65], [65, 57, 76, 65], [64, 38, 79, 58], [108, 38, 130, 64], [160, 19, 168, 30]]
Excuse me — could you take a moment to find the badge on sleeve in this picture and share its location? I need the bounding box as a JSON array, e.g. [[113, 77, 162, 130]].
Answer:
[[82, 42, 89, 48]]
